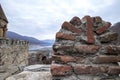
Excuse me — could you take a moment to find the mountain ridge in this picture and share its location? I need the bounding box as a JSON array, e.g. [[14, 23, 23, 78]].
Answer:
[[6, 31, 54, 45]]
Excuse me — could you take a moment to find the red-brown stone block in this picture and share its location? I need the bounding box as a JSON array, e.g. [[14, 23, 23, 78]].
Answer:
[[96, 22, 111, 34], [51, 64, 72, 76], [74, 64, 107, 74], [104, 45, 120, 55], [52, 55, 76, 63], [82, 16, 95, 44], [93, 55, 120, 63], [75, 44, 100, 54], [56, 32, 75, 41], [99, 32, 118, 42], [108, 66, 120, 75], [70, 16, 82, 26], [62, 21, 82, 34], [52, 55, 85, 63]]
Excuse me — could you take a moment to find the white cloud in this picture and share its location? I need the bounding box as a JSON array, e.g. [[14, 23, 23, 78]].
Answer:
[[1, 0, 119, 40]]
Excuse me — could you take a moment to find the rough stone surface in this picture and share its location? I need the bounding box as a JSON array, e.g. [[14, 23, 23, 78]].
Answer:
[[51, 15, 120, 80], [70, 16, 81, 26], [74, 64, 107, 75], [56, 32, 75, 41], [28, 49, 52, 65], [108, 66, 120, 75], [0, 64, 19, 80], [0, 39, 29, 80], [62, 21, 82, 34], [99, 31, 118, 42], [96, 22, 111, 34], [52, 55, 76, 63], [82, 15, 95, 44], [100, 45, 120, 55], [53, 75, 120, 80], [24, 64, 50, 72], [92, 55, 120, 63], [0, 39, 29, 66], [75, 44, 100, 54], [5, 71, 52, 80], [51, 64, 72, 76]]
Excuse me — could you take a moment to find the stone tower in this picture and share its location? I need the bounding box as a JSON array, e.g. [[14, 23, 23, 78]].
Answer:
[[0, 4, 8, 39]]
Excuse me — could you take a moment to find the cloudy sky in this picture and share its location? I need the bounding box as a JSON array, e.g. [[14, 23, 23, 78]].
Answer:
[[1, 0, 120, 40]]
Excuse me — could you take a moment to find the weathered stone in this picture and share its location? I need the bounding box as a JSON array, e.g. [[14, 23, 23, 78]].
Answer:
[[56, 32, 75, 41], [62, 21, 82, 34], [82, 15, 95, 44], [94, 16, 102, 23], [96, 22, 111, 34], [53, 44, 73, 53], [0, 64, 19, 80], [0, 39, 28, 66], [28, 50, 51, 65], [100, 45, 120, 55], [0, 5, 8, 39], [108, 66, 120, 75], [52, 55, 85, 63], [51, 64, 72, 76], [6, 71, 52, 80], [74, 64, 107, 75], [99, 31, 118, 42], [51, 15, 120, 79], [0, 39, 29, 80], [53, 75, 120, 80], [75, 44, 100, 54], [52, 55, 76, 63], [69, 16, 81, 26], [93, 55, 120, 63]]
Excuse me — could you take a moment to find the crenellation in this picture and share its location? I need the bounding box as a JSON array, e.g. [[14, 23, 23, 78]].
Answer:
[[0, 39, 29, 46]]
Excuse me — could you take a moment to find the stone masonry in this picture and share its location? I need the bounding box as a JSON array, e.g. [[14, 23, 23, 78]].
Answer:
[[51, 15, 120, 80], [0, 4, 8, 39], [0, 39, 29, 80]]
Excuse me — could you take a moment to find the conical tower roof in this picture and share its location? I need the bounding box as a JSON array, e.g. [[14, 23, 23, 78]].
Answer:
[[0, 4, 8, 23]]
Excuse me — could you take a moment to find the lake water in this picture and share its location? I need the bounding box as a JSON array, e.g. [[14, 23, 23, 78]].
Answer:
[[29, 45, 52, 51]]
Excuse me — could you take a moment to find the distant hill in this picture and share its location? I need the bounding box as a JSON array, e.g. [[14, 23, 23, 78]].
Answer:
[[6, 31, 54, 45]]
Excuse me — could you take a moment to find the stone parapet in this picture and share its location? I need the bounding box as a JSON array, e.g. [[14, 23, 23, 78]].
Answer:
[[0, 38, 29, 46], [0, 39, 29, 80], [51, 15, 120, 80]]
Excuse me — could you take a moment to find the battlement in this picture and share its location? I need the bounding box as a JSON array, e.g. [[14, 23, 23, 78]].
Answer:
[[0, 38, 29, 69], [0, 38, 29, 46], [51, 15, 120, 80]]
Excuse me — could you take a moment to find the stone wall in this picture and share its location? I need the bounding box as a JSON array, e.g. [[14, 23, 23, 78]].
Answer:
[[0, 39, 29, 80], [51, 16, 120, 80]]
